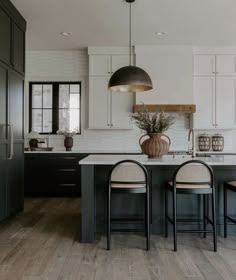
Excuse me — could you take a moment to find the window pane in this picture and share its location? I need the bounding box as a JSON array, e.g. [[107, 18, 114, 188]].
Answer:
[[59, 109, 70, 130], [59, 109, 80, 131], [43, 109, 52, 133], [70, 84, 80, 93], [69, 109, 80, 131], [43, 85, 52, 108], [69, 93, 80, 109], [32, 109, 42, 132], [32, 85, 42, 108], [59, 85, 70, 108]]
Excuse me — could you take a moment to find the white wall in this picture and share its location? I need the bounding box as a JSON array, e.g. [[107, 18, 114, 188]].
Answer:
[[25, 47, 236, 151], [135, 46, 193, 105]]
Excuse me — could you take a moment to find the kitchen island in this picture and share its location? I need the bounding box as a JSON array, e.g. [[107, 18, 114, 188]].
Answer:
[[79, 154, 236, 243]]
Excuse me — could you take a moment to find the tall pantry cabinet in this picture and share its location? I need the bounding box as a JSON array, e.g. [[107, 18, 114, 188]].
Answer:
[[0, 0, 25, 220]]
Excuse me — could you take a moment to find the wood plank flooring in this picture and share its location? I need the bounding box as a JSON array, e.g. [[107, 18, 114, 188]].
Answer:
[[0, 198, 235, 280]]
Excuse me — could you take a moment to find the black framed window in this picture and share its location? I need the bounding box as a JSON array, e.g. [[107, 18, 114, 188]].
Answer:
[[29, 82, 81, 134]]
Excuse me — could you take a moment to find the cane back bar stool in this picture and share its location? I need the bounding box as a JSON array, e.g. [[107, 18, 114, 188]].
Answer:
[[107, 159, 150, 251], [165, 160, 217, 252], [224, 181, 236, 237]]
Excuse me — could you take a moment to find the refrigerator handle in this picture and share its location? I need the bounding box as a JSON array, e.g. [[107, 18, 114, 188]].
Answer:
[[7, 124, 13, 160]]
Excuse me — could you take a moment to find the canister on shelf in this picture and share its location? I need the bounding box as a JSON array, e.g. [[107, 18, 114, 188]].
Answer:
[[212, 134, 224, 151], [198, 134, 210, 151]]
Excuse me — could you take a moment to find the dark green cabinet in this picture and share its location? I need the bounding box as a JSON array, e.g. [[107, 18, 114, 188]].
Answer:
[[12, 23, 25, 74], [0, 0, 25, 221], [0, 7, 11, 66], [25, 153, 88, 196], [0, 1, 26, 75]]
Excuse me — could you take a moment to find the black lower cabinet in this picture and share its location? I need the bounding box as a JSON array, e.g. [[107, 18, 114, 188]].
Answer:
[[25, 153, 88, 196]]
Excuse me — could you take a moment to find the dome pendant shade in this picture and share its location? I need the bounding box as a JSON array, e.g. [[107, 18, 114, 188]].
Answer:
[[108, 65, 153, 92]]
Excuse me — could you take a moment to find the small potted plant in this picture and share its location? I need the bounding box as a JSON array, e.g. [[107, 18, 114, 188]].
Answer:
[[57, 128, 79, 151], [131, 107, 175, 158]]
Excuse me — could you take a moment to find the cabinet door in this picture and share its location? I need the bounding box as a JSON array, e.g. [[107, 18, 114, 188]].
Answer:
[[215, 77, 236, 129], [216, 55, 236, 76], [194, 55, 215, 76], [0, 65, 7, 141], [0, 7, 11, 66], [0, 65, 8, 221], [89, 77, 110, 129], [13, 23, 25, 74], [193, 77, 215, 129], [111, 55, 129, 73], [89, 55, 111, 76], [111, 92, 133, 129], [6, 144, 24, 216], [8, 71, 24, 140]]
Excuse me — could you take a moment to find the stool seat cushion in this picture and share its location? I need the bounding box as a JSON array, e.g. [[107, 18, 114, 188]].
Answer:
[[168, 181, 210, 189], [226, 181, 236, 188], [111, 183, 145, 188]]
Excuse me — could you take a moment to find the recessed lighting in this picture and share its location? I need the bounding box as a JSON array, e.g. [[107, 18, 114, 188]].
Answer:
[[60, 32, 72, 36], [155, 31, 167, 36]]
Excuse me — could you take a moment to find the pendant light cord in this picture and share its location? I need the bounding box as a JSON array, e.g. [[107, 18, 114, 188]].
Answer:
[[129, 1, 132, 66]]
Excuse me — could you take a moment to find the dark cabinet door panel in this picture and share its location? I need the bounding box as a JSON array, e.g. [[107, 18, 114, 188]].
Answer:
[[8, 71, 24, 140], [0, 7, 11, 66], [6, 144, 24, 216], [0, 144, 7, 220], [0, 65, 7, 141], [13, 23, 25, 74]]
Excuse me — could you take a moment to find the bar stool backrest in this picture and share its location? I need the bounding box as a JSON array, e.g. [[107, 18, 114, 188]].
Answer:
[[110, 160, 148, 186], [174, 160, 213, 186]]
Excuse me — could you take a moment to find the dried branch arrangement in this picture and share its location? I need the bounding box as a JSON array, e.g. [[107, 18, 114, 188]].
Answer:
[[131, 106, 175, 134]]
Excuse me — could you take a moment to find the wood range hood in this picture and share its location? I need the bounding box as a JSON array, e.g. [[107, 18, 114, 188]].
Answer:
[[133, 104, 196, 113]]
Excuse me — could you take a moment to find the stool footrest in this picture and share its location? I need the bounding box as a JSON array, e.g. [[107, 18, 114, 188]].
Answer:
[[177, 229, 214, 233], [111, 228, 145, 233]]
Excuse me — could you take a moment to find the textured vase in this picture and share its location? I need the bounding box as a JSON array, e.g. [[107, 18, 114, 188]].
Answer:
[[64, 136, 73, 151], [139, 133, 171, 158]]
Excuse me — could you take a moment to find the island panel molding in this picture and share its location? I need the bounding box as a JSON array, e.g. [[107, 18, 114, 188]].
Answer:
[[133, 104, 196, 113]]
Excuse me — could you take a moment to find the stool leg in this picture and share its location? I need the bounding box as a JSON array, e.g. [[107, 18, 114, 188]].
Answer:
[[224, 185, 227, 238], [146, 188, 150, 251], [107, 188, 111, 250], [203, 194, 206, 238], [173, 189, 177, 251], [212, 189, 217, 252], [165, 187, 168, 238]]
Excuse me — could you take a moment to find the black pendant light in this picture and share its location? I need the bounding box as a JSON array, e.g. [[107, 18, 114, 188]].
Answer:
[[108, 0, 153, 93]]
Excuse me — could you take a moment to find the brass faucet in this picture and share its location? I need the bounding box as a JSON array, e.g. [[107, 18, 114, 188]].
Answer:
[[188, 129, 196, 158]]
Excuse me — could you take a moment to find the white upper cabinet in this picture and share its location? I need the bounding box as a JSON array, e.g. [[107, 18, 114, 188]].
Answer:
[[89, 54, 129, 76], [89, 55, 111, 76], [215, 77, 236, 128], [193, 54, 236, 129], [194, 55, 215, 76], [193, 77, 215, 129], [216, 55, 236, 76], [194, 54, 236, 76], [89, 77, 110, 129], [88, 48, 133, 130]]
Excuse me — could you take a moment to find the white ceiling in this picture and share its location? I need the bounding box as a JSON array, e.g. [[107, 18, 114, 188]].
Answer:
[[11, 0, 236, 50]]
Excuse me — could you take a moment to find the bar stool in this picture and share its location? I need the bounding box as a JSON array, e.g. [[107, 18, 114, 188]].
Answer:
[[165, 160, 217, 252], [107, 159, 150, 251], [224, 181, 236, 237]]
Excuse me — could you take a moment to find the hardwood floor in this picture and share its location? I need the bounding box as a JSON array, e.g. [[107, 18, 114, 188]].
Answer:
[[0, 198, 236, 279]]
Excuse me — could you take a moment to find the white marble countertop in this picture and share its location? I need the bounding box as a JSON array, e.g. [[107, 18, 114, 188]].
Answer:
[[79, 154, 236, 166], [24, 149, 142, 154]]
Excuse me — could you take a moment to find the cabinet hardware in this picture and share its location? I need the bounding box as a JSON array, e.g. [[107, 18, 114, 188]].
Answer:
[[111, 124, 113, 127], [7, 124, 13, 160], [58, 183, 77, 187], [59, 169, 76, 172]]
